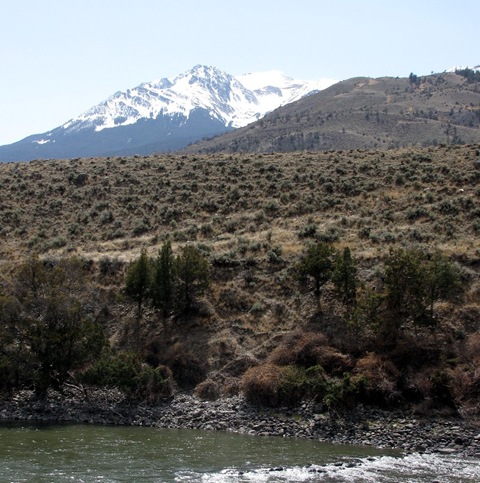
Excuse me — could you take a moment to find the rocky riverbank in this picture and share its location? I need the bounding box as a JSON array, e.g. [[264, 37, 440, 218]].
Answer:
[[1, 388, 480, 458]]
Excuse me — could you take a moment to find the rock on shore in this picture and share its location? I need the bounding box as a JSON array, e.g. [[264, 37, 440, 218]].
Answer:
[[1, 388, 480, 458]]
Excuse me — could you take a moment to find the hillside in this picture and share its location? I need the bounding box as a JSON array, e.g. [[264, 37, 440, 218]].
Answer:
[[186, 71, 480, 153], [0, 144, 479, 414], [1, 144, 479, 263]]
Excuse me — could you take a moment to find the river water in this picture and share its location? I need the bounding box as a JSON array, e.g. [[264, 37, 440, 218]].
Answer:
[[0, 422, 479, 482]]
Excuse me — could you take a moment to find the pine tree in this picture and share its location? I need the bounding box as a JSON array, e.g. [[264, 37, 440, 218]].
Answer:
[[384, 248, 461, 335], [174, 245, 209, 313], [3, 257, 106, 394], [125, 248, 151, 317], [297, 242, 335, 302], [332, 247, 357, 307], [150, 240, 174, 319]]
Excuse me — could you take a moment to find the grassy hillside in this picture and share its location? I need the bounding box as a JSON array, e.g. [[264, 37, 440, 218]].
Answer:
[[1, 144, 478, 262], [1, 144, 479, 413], [185, 71, 480, 153]]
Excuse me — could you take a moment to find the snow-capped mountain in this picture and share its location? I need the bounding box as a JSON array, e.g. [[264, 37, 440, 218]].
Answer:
[[63, 65, 334, 133], [0, 65, 336, 162]]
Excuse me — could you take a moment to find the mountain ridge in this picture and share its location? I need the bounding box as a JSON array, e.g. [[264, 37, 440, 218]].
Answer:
[[185, 69, 480, 154], [0, 65, 335, 162]]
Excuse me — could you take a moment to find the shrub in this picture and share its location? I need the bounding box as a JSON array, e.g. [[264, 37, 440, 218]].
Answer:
[[463, 333, 480, 361], [250, 301, 264, 314], [353, 353, 401, 406], [323, 373, 367, 411], [81, 350, 173, 402], [448, 364, 480, 416], [222, 354, 259, 377], [298, 223, 318, 239], [315, 227, 340, 243], [194, 379, 221, 400], [242, 363, 326, 407], [200, 223, 214, 237], [242, 364, 284, 406], [162, 344, 206, 389], [279, 365, 328, 403], [268, 331, 328, 367], [267, 245, 283, 263], [98, 256, 123, 277], [45, 237, 67, 250], [316, 347, 353, 376], [99, 211, 114, 225], [81, 351, 139, 389], [135, 365, 174, 403], [406, 206, 430, 220]]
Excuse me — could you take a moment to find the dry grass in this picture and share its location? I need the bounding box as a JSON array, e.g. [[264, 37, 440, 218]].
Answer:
[[0, 145, 478, 267], [241, 363, 296, 407]]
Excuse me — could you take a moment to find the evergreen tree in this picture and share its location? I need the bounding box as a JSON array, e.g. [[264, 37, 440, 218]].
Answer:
[[150, 240, 174, 319], [2, 257, 106, 394], [422, 250, 461, 327], [174, 245, 209, 312], [384, 248, 461, 334], [332, 247, 357, 307], [125, 248, 151, 317], [297, 242, 335, 301], [384, 248, 425, 337]]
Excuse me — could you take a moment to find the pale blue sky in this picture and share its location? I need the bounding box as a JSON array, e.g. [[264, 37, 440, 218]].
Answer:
[[1, 0, 478, 145]]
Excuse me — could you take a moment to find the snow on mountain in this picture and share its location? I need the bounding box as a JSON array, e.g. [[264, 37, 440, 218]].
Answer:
[[447, 64, 480, 73], [61, 65, 337, 134], [237, 70, 336, 115], [0, 65, 338, 162]]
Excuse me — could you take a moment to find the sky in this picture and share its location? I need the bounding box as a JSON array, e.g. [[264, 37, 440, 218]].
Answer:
[[1, 0, 479, 146]]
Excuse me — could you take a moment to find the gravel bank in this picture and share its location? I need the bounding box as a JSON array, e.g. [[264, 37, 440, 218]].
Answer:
[[1, 389, 479, 458]]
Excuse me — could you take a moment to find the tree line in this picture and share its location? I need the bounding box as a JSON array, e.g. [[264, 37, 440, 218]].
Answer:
[[124, 242, 209, 319], [0, 240, 462, 399], [297, 242, 461, 343]]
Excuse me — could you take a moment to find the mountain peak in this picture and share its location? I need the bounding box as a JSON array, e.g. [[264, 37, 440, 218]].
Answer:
[[0, 65, 337, 162], [62, 65, 334, 135], [190, 64, 222, 76], [175, 65, 236, 86]]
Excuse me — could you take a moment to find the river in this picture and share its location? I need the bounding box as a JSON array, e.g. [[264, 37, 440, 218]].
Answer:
[[0, 422, 479, 482]]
